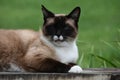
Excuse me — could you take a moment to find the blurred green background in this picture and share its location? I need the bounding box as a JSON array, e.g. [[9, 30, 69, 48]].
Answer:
[[0, 0, 120, 68]]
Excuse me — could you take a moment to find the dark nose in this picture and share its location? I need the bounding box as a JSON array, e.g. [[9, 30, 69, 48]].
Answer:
[[56, 31, 61, 37]]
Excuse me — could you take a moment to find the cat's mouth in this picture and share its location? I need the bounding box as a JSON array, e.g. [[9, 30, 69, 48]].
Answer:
[[54, 39, 64, 42]]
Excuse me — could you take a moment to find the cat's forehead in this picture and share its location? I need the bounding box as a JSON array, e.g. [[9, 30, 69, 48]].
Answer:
[[45, 14, 75, 27], [54, 16, 66, 23]]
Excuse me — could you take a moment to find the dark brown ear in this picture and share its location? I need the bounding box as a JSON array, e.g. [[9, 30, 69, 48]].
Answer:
[[67, 7, 81, 22], [41, 5, 54, 20]]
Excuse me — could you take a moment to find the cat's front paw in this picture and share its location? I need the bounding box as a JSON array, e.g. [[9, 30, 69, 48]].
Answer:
[[68, 65, 82, 73]]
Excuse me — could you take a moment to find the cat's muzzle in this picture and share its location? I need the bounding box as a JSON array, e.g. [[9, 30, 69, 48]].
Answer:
[[53, 35, 64, 42]]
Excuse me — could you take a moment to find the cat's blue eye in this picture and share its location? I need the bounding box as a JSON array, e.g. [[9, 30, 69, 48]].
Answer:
[[64, 26, 73, 31], [64, 26, 69, 30], [63, 26, 74, 36]]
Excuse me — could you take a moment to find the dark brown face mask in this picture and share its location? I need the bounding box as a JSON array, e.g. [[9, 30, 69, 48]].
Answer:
[[41, 5, 81, 43]]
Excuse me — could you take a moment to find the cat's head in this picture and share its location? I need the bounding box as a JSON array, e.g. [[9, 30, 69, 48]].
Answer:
[[41, 5, 81, 47]]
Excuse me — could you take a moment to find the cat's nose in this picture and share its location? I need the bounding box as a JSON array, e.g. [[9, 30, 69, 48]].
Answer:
[[56, 31, 61, 36]]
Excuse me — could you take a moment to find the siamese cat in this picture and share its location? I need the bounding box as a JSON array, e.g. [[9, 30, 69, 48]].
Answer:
[[0, 5, 82, 73]]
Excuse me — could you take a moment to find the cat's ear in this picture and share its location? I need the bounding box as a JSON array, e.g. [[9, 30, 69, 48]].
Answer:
[[41, 5, 54, 20], [67, 7, 81, 22]]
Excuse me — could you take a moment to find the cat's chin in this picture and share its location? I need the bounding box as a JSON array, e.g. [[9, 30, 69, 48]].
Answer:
[[52, 41, 69, 47]]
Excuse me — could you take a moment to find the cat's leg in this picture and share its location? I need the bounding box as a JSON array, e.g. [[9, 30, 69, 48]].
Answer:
[[68, 65, 82, 73], [68, 63, 83, 73], [39, 58, 71, 73], [35, 58, 82, 73], [24, 57, 82, 73], [25, 58, 71, 73]]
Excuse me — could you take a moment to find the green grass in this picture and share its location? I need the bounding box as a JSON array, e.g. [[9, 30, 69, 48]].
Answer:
[[0, 0, 120, 68]]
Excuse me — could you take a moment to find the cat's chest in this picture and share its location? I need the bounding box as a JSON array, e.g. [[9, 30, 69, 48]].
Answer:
[[55, 44, 78, 64]]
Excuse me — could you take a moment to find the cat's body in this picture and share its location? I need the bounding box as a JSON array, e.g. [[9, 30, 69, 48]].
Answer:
[[0, 6, 82, 73]]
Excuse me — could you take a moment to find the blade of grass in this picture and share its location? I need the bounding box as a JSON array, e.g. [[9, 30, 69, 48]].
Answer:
[[88, 54, 93, 68], [91, 54, 117, 67], [103, 61, 107, 68], [101, 40, 120, 55], [113, 58, 120, 67], [78, 52, 84, 66], [101, 40, 115, 50], [88, 45, 94, 68], [117, 42, 120, 50]]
